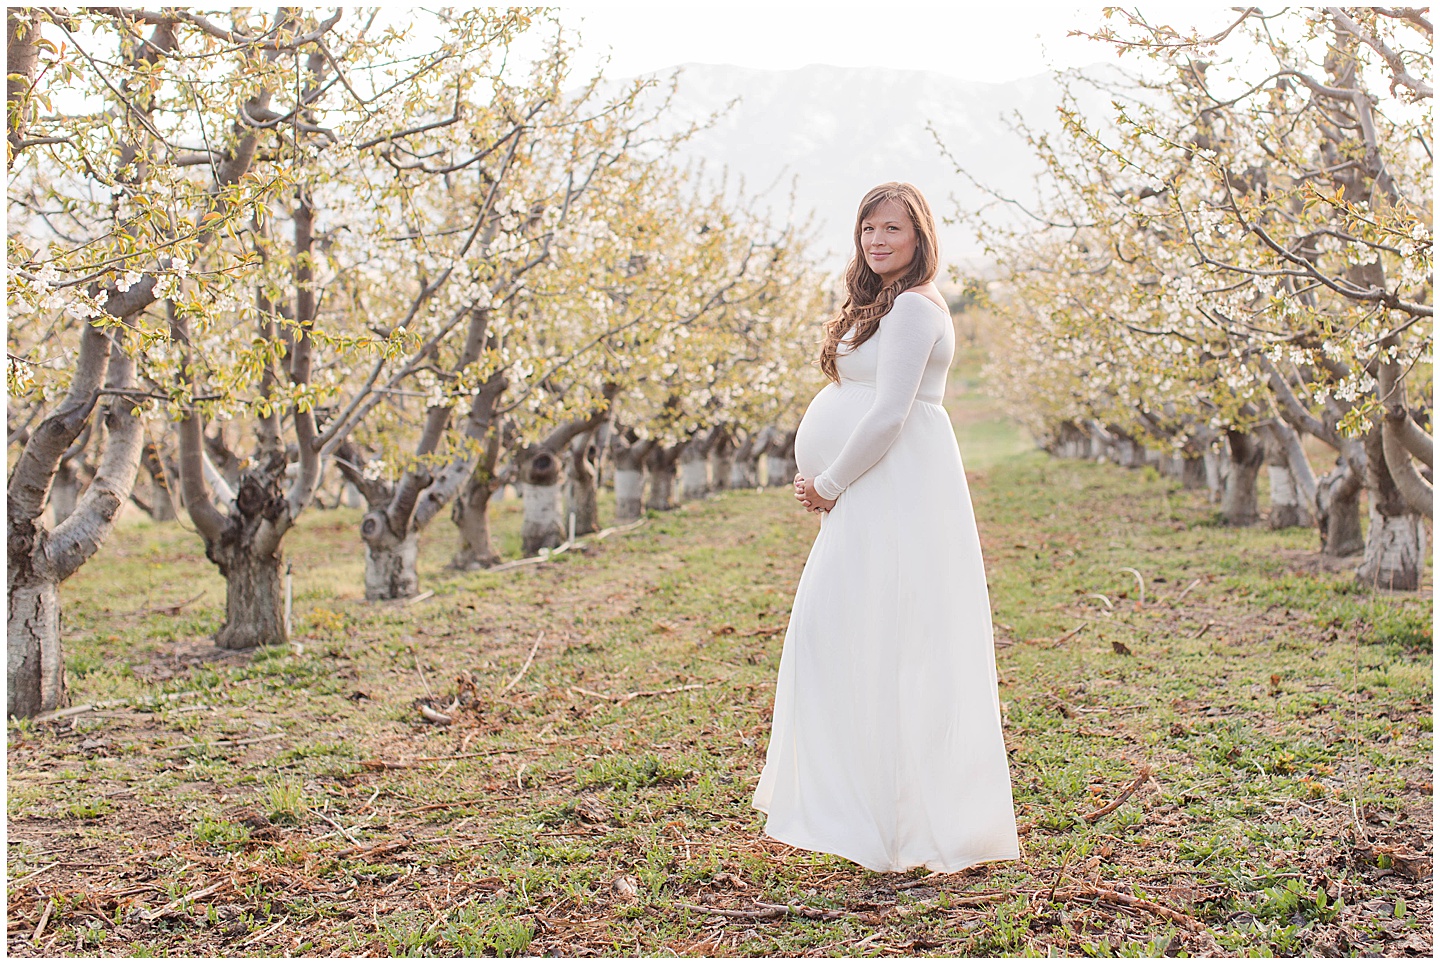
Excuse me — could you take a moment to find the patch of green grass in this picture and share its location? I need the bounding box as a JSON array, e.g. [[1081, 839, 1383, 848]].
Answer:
[[262, 777, 307, 825], [575, 753, 691, 791], [194, 814, 251, 851]]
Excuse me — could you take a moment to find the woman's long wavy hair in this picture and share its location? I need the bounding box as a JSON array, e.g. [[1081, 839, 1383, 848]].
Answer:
[[819, 182, 940, 383]]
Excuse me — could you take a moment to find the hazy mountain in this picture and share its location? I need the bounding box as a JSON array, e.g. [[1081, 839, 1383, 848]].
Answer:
[[628, 62, 1123, 272]]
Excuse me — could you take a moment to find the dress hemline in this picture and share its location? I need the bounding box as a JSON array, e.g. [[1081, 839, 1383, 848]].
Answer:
[[754, 806, 1021, 874]]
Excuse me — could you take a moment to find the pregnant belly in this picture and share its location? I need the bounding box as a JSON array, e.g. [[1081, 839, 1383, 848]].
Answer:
[[793, 382, 874, 480]]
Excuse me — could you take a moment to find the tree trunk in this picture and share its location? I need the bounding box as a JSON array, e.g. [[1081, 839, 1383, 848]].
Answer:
[[450, 471, 502, 570], [1357, 423, 1426, 590], [361, 512, 420, 601], [1110, 431, 1145, 469], [1261, 427, 1313, 529], [340, 481, 365, 508], [729, 430, 760, 489], [519, 448, 565, 555], [763, 428, 798, 487], [1180, 455, 1208, 490], [49, 458, 83, 525], [1219, 430, 1264, 526], [645, 443, 682, 511], [613, 468, 646, 522], [212, 539, 287, 650], [566, 428, 601, 537], [8, 331, 146, 716], [136, 442, 178, 521], [610, 436, 655, 523], [679, 428, 713, 499], [1316, 456, 1365, 557], [709, 427, 735, 492], [7, 577, 62, 719]]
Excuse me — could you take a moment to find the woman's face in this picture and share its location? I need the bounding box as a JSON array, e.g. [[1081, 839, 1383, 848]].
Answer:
[[860, 198, 917, 285]]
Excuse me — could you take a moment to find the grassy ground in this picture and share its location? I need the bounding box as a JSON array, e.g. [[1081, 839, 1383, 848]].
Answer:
[[6, 346, 1432, 957]]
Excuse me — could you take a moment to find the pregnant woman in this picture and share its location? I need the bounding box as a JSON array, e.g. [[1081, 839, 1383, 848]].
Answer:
[[752, 182, 1020, 873]]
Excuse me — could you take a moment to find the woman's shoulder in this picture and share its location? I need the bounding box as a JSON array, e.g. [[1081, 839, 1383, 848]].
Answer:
[[883, 289, 948, 340], [894, 288, 949, 317]]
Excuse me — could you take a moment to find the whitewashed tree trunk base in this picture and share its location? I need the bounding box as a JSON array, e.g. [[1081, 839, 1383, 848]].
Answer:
[[730, 459, 758, 489], [521, 481, 565, 556], [1203, 451, 1223, 503], [614, 469, 645, 522], [710, 449, 735, 492], [341, 482, 365, 509], [1266, 465, 1308, 529], [764, 455, 789, 488], [679, 454, 710, 500], [1220, 433, 1263, 526], [1357, 509, 1427, 591], [646, 468, 677, 511]]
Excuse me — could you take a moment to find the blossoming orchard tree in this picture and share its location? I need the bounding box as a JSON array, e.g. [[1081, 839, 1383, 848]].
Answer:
[[312, 37, 684, 599], [955, 7, 1431, 590], [440, 167, 826, 559], [132, 9, 598, 646], [5, 6, 345, 715]]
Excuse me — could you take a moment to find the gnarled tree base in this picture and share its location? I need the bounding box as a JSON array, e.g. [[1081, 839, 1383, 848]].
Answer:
[[7, 579, 63, 718], [363, 523, 420, 602], [214, 548, 286, 650], [1356, 509, 1427, 592]]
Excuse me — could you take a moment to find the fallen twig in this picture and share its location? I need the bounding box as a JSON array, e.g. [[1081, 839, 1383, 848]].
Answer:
[[32, 899, 54, 944], [139, 880, 228, 921], [173, 733, 287, 752], [331, 840, 410, 861], [569, 683, 704, 704], [310, 808, 363, 847], [9, 862, 59, 886], [1082, 765, 1153, 822], [395, 590, 435, 608], [407, 645, 435, 701], [1172, 578, 1203, 604], [400, 798, 490, 815], [115, 590, 206, 618], [417, 704, 453, 725], [1051, 884, 1203, 930], [1054, 621, 1088, 645], [239, 916, 289, 948], [499, 631, 545, 696], [487, 517, 650, 573], [33, 690, 205, 723], [676, 900, 849, 921], [358, 748, 530, 770]]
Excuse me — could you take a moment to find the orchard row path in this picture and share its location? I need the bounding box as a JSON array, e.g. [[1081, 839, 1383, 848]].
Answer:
[[6, 352, 1431, 956]]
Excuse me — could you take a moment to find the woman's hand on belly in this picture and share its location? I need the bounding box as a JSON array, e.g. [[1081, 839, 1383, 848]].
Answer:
[[793, 473, 837, 515]]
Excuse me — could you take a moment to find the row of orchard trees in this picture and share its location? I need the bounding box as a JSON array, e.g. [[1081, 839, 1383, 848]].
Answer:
[[960, 7, 1431, 589], [6, 7, 826, 717]]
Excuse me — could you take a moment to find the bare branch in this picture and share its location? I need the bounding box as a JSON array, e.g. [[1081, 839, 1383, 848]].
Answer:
[[1325, 7, 1433, 98]]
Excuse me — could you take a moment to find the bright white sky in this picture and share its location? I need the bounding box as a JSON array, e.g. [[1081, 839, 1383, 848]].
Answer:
[[551, 1, 1225, 82]]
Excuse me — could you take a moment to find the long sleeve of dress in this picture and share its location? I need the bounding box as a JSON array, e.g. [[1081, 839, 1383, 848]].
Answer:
[[813, 293, 945, 501]]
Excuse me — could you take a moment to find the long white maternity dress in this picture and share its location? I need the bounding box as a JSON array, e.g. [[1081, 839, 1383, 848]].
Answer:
[[752, 290, 1020, 873]]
